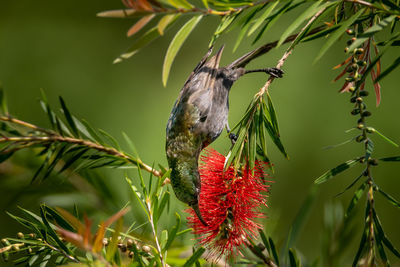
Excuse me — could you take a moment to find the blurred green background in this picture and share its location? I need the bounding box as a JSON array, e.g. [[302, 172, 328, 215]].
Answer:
[[1, 0, 399, 265]]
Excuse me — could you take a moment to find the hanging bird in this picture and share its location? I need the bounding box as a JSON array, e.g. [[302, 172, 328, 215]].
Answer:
[[165, 46, 283, 225]]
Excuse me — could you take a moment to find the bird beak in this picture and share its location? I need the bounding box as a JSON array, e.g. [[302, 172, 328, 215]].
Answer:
[[206, 45, 225, 69]]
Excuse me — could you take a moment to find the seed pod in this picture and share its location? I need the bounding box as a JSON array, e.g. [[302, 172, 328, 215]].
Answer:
[[12, 245, 20, 252], [344, 47, 349, 53], [142, 245, 151, 253], [127, 239, 134, 247], [346, 29, 354, 35], [28, 233, 36, 239], [356, 97, 363, 103], [357, 124, 364, 129], [369, 159, 378, 166], [351, 63, 358, 71], [355, 48, 364, 55], [351, 109, 360, 115], [17, 232, 24, 239], [350, 96, 357, 103], [359, 90, 369, 96], [366, 127, 375, 133], [1, 238, 10, 245], [129, 251, 134, 258], [346, 77, 355, 82], [356, 135, 365, 142], [362, 111, 372, 117], [348, 86, 355, 92], [120, 244, 127, 252]]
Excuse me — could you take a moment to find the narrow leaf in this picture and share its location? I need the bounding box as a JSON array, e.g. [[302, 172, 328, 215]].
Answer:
[[127, 14, 156, 37], [183, 247, 205, 267], [377, 188, 400, 209], [59, 97, 79, 137], [314, 158, 360, 184], [158, 14, 179, 35], [162, 15, 202, 86], [346, 182, 367, 217], [163, 213, 181, 251], [376, 56, 400, 82], [277, 1, 322, 47], [314, 8, 365, 63], [248, 1, 279, 36]]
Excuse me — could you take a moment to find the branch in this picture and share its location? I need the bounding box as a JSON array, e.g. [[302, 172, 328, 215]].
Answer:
[[0, 116, 161, 178]]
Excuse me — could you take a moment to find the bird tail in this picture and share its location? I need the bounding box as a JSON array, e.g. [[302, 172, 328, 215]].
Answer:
[[192, 202, 208, 226]]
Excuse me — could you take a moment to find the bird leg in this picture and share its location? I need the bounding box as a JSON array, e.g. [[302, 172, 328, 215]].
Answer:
[[245, 67, 284, 78], [226, 124, 238, 145]]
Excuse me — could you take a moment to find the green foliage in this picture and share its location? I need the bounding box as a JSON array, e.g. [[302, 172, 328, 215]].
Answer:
[[1, 0, 400, 266]]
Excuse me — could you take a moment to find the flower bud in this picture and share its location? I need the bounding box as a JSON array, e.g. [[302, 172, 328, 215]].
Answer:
[[12, 245, 20, 251], [28, 247, 33, 254], [359, 90, 369, 96], [344, 47, 349, 53], [17, 232, 24, 239], [102, 238, 108, 246], [356, 97, 363, 103], [362, 111, 371, 117], [346, 29, 354, 35], [127, 239, 134, 247], [350, 96, 357, 103], [351, 109, 360, 115], [1, 238, 9, 245], [351, 63, 358, 71], [129, 251, 134, 258], [346, 77, 355, 82], [348, 86, 355, 92], [357, 123, 364, 129]]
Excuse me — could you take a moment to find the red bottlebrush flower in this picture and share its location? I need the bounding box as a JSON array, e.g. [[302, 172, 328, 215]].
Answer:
[[187, 148, 271, 260]]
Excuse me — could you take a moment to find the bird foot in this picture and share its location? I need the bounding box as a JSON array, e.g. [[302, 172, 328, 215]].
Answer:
[[265, 67, 284, 78], [229, 133, 238, 145]]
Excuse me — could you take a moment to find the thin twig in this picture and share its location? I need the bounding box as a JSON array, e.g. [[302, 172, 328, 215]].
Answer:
[[0, 132, 161, 178], [146, 200, 166, 267], [0, 116, 55, 135]]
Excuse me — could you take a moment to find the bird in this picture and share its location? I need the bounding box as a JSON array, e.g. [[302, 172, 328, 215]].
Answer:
[[165, 45, 283, 225]]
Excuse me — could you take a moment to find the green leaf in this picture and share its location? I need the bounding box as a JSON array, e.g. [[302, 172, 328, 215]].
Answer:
[[182, 247, 205, 267], [269, 237, 280, 266], [114, 15, 180, 63], [335, 173, 363, 197], [98, 129, 120, 150], [352, 225, 367, 267], [210, 13, 239, 46], [314, 8, 365, 63], [162, 15, 203, 86], [39, 205, 72, 256], [379, 155, 400, 161], [122, 131, 139, 157], [155, 191, 170, 224], [59, 97, 79, 137], [233, 5, 265, 51], [374, 129, 399, 147], [346, 182, 367, 217], [277, 1, 323, 47], [258, 230, 271, 255], [167, 0, 193, 9], [377, 187, 400, 209], [248, 1, 279, 36], [44, 206, 75, 232], [314, 158, 360, 184], [158, 14, 180, 36], [348, 15, 397, 52], [373, 209, 400, 258], [252, 0, 301, 44], [163, 213, 181, 252], [289, 248, 300, 267], [224, 126, 247, 170], [376, 56, 400, 82]]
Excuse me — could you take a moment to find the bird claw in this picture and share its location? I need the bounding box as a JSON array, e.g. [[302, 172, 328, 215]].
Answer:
[[229, 133, 238, 144], [267, 67, 284, 78]]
